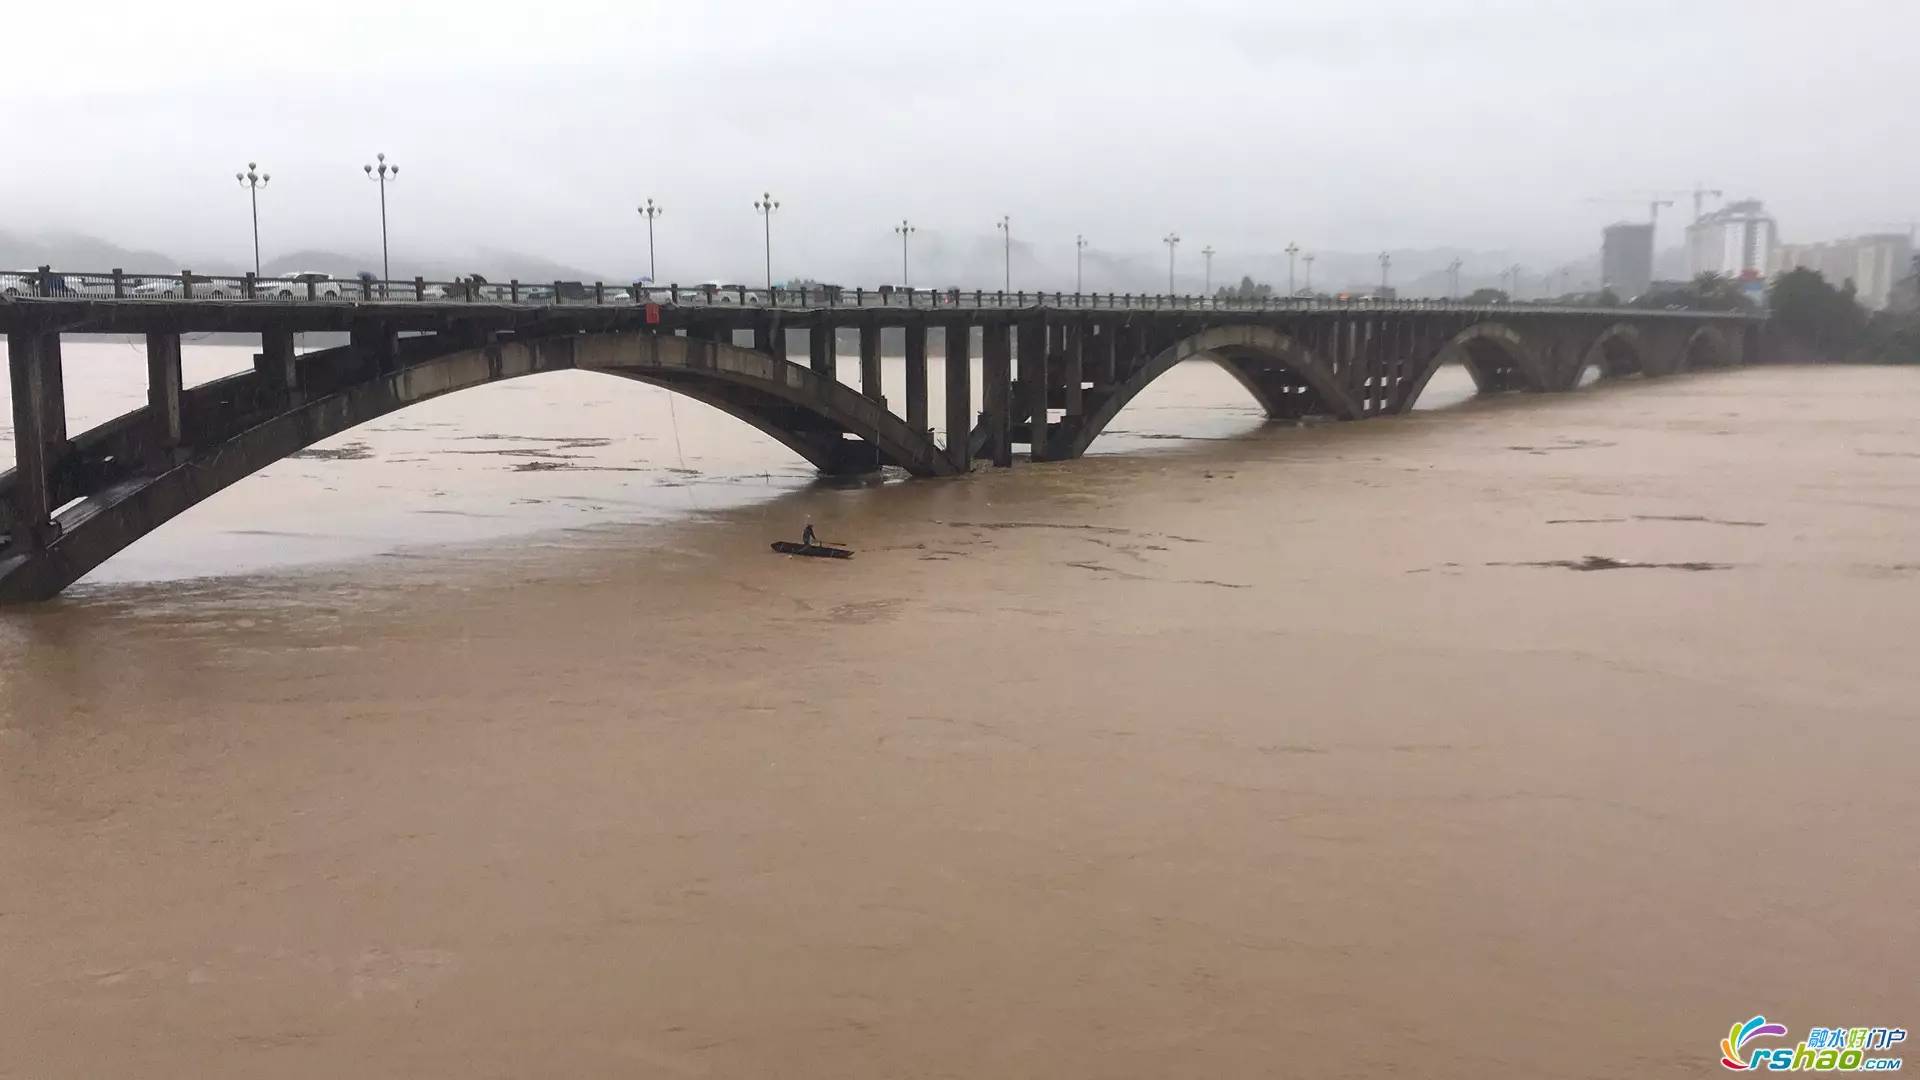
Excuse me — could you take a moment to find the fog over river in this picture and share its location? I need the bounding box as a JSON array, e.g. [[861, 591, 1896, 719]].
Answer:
[[1, 349, 1913, 1078]]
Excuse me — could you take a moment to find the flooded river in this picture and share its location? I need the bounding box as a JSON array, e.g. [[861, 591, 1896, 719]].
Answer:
[[1, 349, 1914, 1077]]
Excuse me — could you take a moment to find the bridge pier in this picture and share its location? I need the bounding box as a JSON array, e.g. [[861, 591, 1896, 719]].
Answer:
[[256, 328, 300, 399], [1062, 319, 1086, 419], [982, 321, 1013, 468], [858, 319, 885, 408], [351, 321, 399, 376], [904, 323, 928, 438], [809, 322, 833, 380], [944, 322, 972, 472], [6, 330, 67, 550], [1019, 318, 1053, 461], [146, 331, 184, 456]]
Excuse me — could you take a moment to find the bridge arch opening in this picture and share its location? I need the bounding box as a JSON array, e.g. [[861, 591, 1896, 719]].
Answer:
[[1057, 325, 1361, 459], [1399, 321, 1547, 410], [1578, 323, 1647, 381]]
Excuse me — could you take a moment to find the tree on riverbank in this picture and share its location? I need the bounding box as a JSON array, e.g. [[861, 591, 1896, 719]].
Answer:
[[1768, 267, 1919, 364], [1634, 273, 1755, 313], [1215, 275, 1274, 302]]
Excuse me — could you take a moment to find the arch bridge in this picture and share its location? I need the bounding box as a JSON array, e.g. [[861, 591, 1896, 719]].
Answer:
[[1, 292, 1760, 601]]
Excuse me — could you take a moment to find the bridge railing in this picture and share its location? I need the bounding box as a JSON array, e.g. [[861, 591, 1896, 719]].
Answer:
[[0, 266, 1759, 319]]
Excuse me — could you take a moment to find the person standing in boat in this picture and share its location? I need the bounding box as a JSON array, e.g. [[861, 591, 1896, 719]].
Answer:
[[801, 521, 818, 548]]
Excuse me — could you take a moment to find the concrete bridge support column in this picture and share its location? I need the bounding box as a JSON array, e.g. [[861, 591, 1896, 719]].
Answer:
[[351, 322, 398, 376], [255, 328, 299, 399], [904, 323, 928, 438], [982, 321, 1013, 468], [1018, 318, 1052, 461], [146, 331, 183, 455], [808, 322, 834, 381], [6, 331, 66, 549], [944, 322, 972, 472], [1062, 319, 1086, 418], [858, 319, 885, 408]]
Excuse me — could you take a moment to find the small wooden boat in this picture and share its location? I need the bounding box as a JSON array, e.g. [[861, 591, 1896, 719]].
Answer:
[[771, 541, 854, 559]]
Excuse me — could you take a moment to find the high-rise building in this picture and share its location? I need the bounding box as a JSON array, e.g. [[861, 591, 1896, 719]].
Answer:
[[1601, 222, 1655, 298], [1773, 233, 1915, 310], [1687, 199, 1777, 279]]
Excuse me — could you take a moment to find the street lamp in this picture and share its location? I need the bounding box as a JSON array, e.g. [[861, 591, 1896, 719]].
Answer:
[[362, 153, 399, 293], [1379, 251, 1392, 293], [754, 192, 779, 290], [1303, 252, 1316, 293], [995, 215, 1011, 290], [638, 199, 663, 283], [235, 162, 269, 278], [894, 218, 916, 287], [1162, 232, 1180, 296], [1284, 241, 1299, 296], [1075, 234, 1088, 294], [1201, 245, 1216, 295]]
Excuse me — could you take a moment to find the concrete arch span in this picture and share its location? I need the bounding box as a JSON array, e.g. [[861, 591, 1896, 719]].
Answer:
[[1397, 321, 1550, 409], [1577, 322, 1650, 380], [1056, 324, 1363, 460], [0, 331, 952, 602]]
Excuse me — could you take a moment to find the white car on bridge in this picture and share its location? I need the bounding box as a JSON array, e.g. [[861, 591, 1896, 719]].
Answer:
[[131, 274, 233, 298], [255, 271, 345, 299]]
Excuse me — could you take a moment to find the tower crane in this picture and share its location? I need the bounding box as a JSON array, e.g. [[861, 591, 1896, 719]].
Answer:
[[1586, 196, 1676, 229]]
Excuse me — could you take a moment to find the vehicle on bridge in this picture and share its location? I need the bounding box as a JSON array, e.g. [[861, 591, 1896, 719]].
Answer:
[[255, 271, 345, 299], [132, 273, 231, 299]]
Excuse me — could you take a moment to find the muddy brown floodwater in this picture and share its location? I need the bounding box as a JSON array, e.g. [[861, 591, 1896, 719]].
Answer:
[[1, 362, 1915, 1078]]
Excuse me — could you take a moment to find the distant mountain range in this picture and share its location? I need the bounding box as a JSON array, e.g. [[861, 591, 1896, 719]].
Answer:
[[0, 229, 608, 286]]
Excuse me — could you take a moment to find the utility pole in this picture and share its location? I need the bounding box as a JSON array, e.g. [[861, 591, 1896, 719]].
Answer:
[[235, 162, 269, 278], [1200, 245, 1215, 295], [638, 199, 662, 283], [1075, 234, 1088, 293], [1284, 241, 1300, 296], [754, 192, 779, 290], [362, 152, 398, 293], [894, 219, 916, 286], [995, 215, 1011, 290], [1447, 257, 1463, 299], [1162, 232, 1180, 296]]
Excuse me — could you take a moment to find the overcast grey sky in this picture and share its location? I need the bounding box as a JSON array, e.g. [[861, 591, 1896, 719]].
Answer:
[[4, 0, 1914, 288]]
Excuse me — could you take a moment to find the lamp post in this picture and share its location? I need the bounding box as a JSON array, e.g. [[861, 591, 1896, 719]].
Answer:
[[638, 199, 663, 283], [1447, 257, 1463, 299], [1075, 234, 1087, 294], [1200, 245, 1215, 295], [1303, 252, 1315, 294], [894, 219, 916, 287], [754, 192, 779, 290], [1162, 232, 1180, 296], [1378, 251, 1391, 293], [362, 153, 398, 293], [995, 215, 1011, 290], [235, 162, 269, 278], [1284, 241, 1299, 296]]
